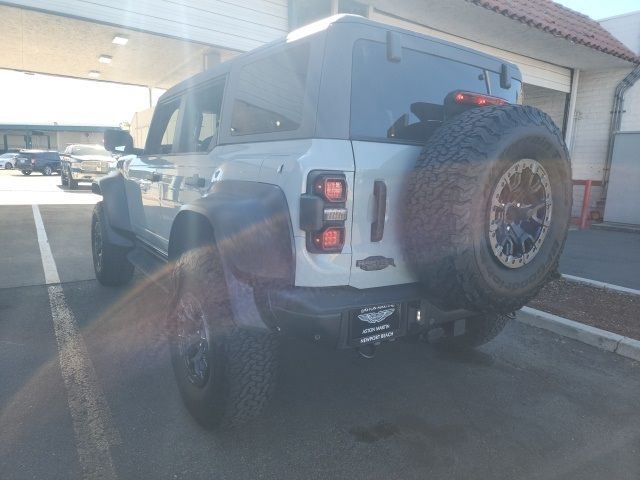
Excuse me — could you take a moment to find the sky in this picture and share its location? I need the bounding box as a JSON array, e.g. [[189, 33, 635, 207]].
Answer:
[[555, 0, 639, 19], [0, 69, 163, 127], [2, 1, 639, 127]]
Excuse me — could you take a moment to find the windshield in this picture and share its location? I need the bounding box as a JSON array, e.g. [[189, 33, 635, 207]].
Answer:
[[70, 145, 110, 156]]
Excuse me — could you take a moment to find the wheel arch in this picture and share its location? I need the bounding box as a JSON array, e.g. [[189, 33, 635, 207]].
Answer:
[[171, 180, 295, 285], [168, 210, 215, 261], [94, 173, 135, 248]]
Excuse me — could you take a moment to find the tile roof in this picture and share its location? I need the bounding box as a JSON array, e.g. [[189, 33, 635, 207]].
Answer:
[[467, 0, 640, 63]]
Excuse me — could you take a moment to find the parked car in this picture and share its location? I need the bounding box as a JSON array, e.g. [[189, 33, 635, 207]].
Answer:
[[93, 15, 571, 429], [14, 150, 61, 175], [60, 144, 115, 189], [0, 152, 19, 169]]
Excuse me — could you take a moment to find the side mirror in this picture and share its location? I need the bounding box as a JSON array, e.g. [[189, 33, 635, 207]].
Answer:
[[104, 129, 134, 154]]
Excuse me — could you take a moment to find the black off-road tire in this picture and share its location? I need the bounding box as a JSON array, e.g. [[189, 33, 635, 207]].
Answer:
[[91, 201, 134, 286], [168, 245, 278, 429], [405, 105, 572, 313], [437, 313, 512, 350], [22, 170, 31, 176], [61, 169, 69, 187]]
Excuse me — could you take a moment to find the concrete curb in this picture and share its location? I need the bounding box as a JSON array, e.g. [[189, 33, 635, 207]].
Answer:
[[561, 274, 640, 296], [518, 307, 640, 362]]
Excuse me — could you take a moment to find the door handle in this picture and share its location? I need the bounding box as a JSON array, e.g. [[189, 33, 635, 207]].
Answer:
[[146, 172, 161, 182], [371, 180, 387, 242], [184, 174, 205, 188]]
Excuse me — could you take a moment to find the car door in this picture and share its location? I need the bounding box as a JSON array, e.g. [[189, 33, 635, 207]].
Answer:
[[155, 78, 230, 245], [124, 96, 184, 250]]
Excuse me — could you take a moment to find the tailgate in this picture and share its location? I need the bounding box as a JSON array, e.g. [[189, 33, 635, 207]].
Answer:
[[349, 141, 420, 289]]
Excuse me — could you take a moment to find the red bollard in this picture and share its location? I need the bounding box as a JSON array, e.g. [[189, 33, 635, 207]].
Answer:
[[579, 180, 592, 230]]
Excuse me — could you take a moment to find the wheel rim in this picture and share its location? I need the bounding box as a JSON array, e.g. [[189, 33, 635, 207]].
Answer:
[[92, 216, 103, 273], [488, 159, 552, 269], [176, 293, 211, 388]]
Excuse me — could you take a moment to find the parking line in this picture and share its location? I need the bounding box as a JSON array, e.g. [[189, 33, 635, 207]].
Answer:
[[32, 204, 120, 480]]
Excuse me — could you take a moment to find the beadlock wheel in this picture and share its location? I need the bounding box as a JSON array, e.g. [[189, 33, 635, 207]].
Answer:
[[176, 293, 211, 388], [488, 158, 552, 269]]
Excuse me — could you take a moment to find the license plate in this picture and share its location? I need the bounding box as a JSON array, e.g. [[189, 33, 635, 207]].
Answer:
[[350, 303, 400, 346]]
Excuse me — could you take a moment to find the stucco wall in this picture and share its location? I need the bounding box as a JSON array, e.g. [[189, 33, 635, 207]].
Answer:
[[568, 68, 638, 216], [600, 12, 640, 55], [523, 84, 567, 130]]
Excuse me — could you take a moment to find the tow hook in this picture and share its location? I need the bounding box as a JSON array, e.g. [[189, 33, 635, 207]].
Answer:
[[358, 344, 377, 359]]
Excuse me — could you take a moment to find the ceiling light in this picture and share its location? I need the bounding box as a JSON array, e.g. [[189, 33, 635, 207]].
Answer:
[[88, 70, 101, 78], [98, 55, 112, 64], [112, 35, 128, 46]]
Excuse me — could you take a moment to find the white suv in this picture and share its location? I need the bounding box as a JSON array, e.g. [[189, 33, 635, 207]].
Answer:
[[92, 15, 571, 429]]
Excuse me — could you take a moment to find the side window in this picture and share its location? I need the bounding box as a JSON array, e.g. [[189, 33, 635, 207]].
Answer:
[[230, 44, 310, 136], [180, 80, 226, 153], [146, 99, 182, 155], [350, 40, 488, 143]]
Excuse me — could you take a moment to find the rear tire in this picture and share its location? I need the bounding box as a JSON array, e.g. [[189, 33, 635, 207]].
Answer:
[[22, 170, 31, 176], [43, 165, 53, 176], [404, 105, 572, 313], [4, 163, 11, 170], [91, 201, 134, 286], [168, 245, 278, 429]]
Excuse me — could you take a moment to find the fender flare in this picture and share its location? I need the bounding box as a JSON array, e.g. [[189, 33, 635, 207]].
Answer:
[[170, 180, 295, 285], [94, 173, 135, 248]]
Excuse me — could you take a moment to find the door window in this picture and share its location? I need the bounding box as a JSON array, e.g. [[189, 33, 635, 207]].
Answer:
[[146, 99, 182, 155], [230, 44, 310, 136], [180, 80, 226, 153]]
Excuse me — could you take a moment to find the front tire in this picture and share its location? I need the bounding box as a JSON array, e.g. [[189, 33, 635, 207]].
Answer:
[[43, 165, 53, 176], [22, 170, 31, 176], [168, 245, 278, 429], [91, 202, 134, 286]]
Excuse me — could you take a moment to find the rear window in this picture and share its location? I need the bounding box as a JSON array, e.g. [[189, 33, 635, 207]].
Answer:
[[350, 40, 491, 143], [230, 44, 310, 136]]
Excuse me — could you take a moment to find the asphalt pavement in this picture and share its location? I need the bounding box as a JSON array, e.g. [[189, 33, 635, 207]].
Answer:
[[1, 170, 639, 480], [560, 228, 640, 290]]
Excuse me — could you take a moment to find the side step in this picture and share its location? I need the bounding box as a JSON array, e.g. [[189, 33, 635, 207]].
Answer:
[[126, 244, 170, 292]]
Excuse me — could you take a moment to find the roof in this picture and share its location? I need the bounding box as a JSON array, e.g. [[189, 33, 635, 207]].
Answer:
[[467, 0, 640, 64], [0, 124, 120, 132]]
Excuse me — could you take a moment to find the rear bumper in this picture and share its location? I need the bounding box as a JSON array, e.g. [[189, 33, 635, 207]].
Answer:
[[266, 283, 473, 348]]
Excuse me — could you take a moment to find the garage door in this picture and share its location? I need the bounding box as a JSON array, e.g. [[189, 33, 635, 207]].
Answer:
[[370, 11, 571, 93]]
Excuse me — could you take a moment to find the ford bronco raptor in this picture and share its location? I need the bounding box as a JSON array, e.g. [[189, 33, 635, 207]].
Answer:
[[92, 15, 571, 428]]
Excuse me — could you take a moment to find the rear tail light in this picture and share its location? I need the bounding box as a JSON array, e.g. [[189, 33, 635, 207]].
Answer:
[[453, 91, 508, 107], [314, 177, 346, 202], [301, 171, 348, 253], [312, 227, 345, 252]]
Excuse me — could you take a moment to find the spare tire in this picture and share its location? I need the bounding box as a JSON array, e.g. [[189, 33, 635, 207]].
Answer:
[[404, 105, 571, 313]]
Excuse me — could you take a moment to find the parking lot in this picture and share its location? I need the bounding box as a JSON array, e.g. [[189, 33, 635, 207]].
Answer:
[[1, 169, 639, 480]]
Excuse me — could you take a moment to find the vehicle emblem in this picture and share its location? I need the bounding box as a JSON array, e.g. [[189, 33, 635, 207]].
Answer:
[[356, 256, 396, 271], [358, 308, 395, 324]]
